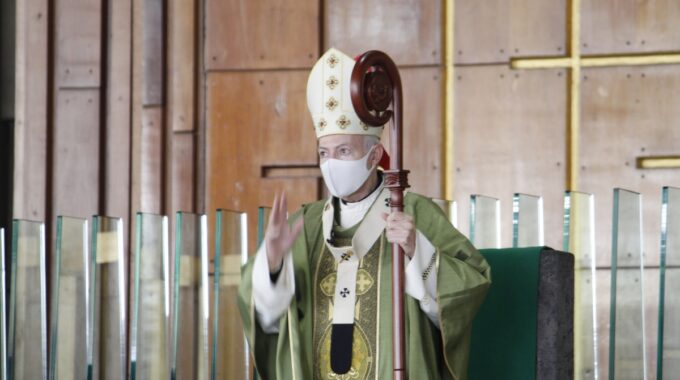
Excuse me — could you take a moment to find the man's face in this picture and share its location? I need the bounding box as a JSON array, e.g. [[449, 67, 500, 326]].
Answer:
[[317, 134, 368, 163]]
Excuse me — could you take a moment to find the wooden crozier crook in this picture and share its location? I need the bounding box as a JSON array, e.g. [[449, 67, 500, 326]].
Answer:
[[350, 50, 409, 380]]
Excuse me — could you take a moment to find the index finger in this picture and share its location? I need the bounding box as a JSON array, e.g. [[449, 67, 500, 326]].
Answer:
[[268, 192, 281, 229], [281, 192, 289, 222]]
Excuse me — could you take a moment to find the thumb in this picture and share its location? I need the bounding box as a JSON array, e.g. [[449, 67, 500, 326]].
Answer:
[[381, 212, 389, 221]]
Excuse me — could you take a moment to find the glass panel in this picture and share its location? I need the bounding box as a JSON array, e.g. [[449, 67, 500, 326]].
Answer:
[[90, 216, 126, 380], [8, 220, 47, 380], [512, 193, 544, 248], [254, 207, 270, 380], [432, 198, 458, 228], [172, 213, 210, 379], [49, 217, 88, 379], [212, 210, 248, 380], [658, 186, 680, 379], [1, 228, 8, 380], [563, 191, 599, 379], [469, 195, 500, 249], [609, 188, 646, 379], [130, 213, 170, 378]]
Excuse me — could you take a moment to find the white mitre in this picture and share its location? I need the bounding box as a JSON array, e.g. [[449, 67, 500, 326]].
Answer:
[[306, 48, 384, 139]]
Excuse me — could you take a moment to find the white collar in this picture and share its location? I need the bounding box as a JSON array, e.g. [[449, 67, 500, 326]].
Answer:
[[322, 186, 390, 262], [337, 178, 384, 228]]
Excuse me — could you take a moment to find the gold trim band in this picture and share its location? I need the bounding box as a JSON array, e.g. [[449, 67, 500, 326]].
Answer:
[[511, 52, 680, 70], [637, 156, 680, 169], [442, 0, 455, 199]]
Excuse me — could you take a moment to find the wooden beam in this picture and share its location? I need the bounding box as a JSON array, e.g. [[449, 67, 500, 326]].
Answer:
[[104, 0, 132, 221], [142, 0, 164, 106], [167, 0, 197, 215]]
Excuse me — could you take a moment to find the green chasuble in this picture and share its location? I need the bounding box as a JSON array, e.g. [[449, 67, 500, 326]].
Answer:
[[237, 192, 491, 380]]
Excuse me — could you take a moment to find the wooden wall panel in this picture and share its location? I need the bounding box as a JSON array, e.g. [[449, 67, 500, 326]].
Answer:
[[104, 0, 132, 220], [143, 0, 164, 105], [453, 65, 567, 248], [455, 0, 566, 64], [171, 133, 195, 212], [168, 0, 195, 133], [324, 0, 441, 66], [205, 0, 318, 70], [206, 71, 320, 248], [380, 68, 442, 199], [166, 18, 197, 364], [134, 107, 164, 214], [52, 90, 100, 218], [13, 0, 49, 220], [257, 76, 317, 165], [580, 65, 680, 268], [55, 0, 102, 88], [582, 0, 680, 55], [130, 0, 145, 217], [131, 0, 165, 217], [167, 0, 197, 216]]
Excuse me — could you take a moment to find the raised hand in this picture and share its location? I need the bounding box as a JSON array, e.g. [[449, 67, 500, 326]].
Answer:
[[382, 211, 416, 259], [265, 192, 304, 273]]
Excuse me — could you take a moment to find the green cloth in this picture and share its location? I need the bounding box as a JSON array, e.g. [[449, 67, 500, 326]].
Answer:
[[238, 193, 491, 380], [468, 247, 543, 380]]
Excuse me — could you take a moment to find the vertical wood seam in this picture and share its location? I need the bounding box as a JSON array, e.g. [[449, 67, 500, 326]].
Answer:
[[191, 0, 200, 213], [161, 0, 169, 216], [196, 0, 207, 214], [318, 0, 325, 57], [45, 0, 57, 360], [99, 0, 110, 216], [125, 0, 134, 375]]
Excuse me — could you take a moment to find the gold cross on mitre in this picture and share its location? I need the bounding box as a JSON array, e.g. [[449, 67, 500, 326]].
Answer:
[[509, 0, 680, 191]]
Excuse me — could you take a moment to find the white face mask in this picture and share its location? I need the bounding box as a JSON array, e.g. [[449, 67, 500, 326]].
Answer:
[[320, 147, 375, 198]]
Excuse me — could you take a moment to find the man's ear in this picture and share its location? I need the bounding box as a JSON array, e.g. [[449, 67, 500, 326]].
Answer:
[[371, 144, 384, 167]]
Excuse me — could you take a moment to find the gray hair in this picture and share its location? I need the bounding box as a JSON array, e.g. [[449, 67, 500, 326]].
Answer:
[[363, 135, 380, 152]]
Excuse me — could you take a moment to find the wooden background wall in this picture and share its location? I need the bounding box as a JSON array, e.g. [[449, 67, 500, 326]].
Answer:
[[454, 1, 680, 379], [10, 0, 447, 255], [11, 0, 199, 370], [9, 0, 446, 374], [7, 0, 680, 379], [12, 0, 199, 269], [205, 0, 445, 248]]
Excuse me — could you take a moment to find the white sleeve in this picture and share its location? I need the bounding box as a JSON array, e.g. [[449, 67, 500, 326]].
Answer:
[[404, 230, 440, 327], [252, 244, 296, 333]]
